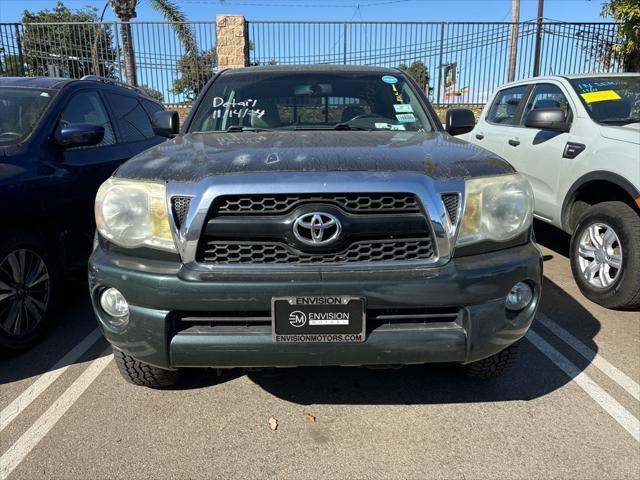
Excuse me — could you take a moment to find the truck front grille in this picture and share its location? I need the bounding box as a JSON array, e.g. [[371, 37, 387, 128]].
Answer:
[[441, 193, 460, 224], [198, 192, 434, 266], [171, 196, 191, 228], [215, 193, 420, 215], [201, 239, 434, 265]]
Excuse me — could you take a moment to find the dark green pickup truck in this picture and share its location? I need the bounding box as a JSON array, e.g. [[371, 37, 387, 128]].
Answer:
[[89, 65, 542, 387]]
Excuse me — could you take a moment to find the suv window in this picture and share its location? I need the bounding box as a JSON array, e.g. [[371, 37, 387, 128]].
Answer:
[[521, 83, 572, 124], [60, 91, 116, 147], [141, 99, 164, 118], [486, 85, 528, 125], [105, 92, 155, 142]]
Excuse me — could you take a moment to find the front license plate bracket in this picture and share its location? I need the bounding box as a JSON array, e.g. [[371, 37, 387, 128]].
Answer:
[[272, 296, 365, 343]]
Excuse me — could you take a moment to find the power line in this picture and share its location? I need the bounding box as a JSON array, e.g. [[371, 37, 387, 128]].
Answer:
[[175, 0, 595, 5], [177, 0, 412, 7], [181, 0, 597, 2]]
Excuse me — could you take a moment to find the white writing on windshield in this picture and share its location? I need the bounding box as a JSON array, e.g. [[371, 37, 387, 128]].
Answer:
[[212, 96, 266, 119]]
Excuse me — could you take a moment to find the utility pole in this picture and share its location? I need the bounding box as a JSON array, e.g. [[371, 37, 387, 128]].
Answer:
[[508, 0, 521, 82], [533, 0, 544, 76]]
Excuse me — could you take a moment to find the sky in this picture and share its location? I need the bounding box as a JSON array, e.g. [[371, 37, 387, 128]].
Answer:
[[0, 0, 611, 24]]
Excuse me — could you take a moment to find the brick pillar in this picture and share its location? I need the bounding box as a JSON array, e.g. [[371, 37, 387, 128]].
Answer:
[[216, 14, 249, 69]]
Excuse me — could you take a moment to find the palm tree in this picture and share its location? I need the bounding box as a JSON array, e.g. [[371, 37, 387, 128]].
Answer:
[[109, 0, 196, 87]]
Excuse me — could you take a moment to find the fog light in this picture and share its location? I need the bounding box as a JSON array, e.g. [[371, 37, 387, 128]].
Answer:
[[505, 282, 533, 311], [100, 288, 129, 326]]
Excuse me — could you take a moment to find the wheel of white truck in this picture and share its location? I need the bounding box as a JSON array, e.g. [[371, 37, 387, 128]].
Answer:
[[113, 349, 180, 388], [570, 201, 640, 310]]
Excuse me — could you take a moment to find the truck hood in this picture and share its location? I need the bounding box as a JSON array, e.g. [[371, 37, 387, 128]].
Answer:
[[114, 130, 514, 183], [600, 123, 640, 145]]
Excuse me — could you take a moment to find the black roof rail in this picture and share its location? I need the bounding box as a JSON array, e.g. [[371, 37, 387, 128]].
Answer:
[[80, 75, 150, 97]]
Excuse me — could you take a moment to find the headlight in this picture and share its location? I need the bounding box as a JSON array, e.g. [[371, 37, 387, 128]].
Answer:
[[95, 178, 176, 252], [457, 173, 533, 246]]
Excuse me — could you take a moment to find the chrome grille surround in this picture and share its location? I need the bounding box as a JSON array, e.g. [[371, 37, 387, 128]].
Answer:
[[166, 171, 464, 271]]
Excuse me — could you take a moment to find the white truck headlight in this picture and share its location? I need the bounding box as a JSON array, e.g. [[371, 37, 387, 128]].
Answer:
[[95, 178, 176, 252], [457, 173, 534, 246]]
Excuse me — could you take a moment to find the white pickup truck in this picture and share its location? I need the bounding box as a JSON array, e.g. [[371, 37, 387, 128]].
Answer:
[[463, 73, 640, 309]]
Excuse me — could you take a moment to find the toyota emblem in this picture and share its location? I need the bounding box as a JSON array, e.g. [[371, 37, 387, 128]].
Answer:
[[293, 212, 342, 246]]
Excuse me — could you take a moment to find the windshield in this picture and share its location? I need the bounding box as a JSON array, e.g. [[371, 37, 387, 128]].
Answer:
[[188, 71, 434, 133], [569, 76, 640, 125], [0, 87, 56, 144]]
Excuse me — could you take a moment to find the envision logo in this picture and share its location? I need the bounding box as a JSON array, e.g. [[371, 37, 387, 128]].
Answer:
[[288, 310, 307, 327]]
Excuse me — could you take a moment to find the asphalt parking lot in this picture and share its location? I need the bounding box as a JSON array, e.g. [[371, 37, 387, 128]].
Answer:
[[1, 222, 639, 480]]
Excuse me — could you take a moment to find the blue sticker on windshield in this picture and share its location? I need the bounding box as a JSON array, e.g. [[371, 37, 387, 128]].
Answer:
[[381, 75, 398, 84]]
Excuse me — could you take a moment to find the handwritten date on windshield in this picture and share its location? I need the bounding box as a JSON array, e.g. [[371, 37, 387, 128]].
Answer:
[[212, 97, 266, 120]]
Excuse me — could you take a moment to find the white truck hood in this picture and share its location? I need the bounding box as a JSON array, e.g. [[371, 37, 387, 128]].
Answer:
[[600, 123, 640, 145]]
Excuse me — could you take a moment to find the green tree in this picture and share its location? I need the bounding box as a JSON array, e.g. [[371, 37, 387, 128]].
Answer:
[[251, 58, 278, 66], [0, 54, 23, 76], [399, 60, 430, 91], [21, 2, 117, 78], [172, 48, 217, 100], [139, 84, 164, 102], [602, 0, 640, 71], [109, 1, 197, 87]]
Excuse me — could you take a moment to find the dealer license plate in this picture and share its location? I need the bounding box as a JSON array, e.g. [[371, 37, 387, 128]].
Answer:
[[272, 296, 365, 343]]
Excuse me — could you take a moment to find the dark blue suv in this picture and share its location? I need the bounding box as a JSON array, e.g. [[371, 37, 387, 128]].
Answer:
[[0, 76, 178, 352]]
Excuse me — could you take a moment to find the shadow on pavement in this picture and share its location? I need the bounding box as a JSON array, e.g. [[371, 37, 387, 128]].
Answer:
[[244, 276, 601, 405], [0, 278, 107, 386], [534, 219, 571, 259]]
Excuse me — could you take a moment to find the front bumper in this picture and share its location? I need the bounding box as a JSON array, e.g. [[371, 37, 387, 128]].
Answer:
[[88, 242, 542, 369]]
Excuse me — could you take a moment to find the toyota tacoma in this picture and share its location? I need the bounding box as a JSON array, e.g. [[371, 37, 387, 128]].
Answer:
[[89, 65, 542, 387]]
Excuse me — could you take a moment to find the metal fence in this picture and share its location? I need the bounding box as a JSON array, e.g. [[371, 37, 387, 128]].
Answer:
[[0, 21, 216, 104], [248, 21, 623, 106], [1, 20, 623, 106]]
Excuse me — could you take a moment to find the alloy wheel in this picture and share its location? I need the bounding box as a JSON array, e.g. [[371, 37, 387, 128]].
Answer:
[[576, 222, 622, 289], [0, 249, 50, 336]]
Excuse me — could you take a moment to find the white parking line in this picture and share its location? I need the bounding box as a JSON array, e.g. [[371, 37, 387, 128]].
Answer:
[[0, 328, 102, 433], [527, 330, 640, 442], [0, 349, 112, 480], [537, 312, 640, 402]]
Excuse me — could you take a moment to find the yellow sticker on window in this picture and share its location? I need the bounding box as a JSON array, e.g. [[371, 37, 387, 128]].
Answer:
[[580, 90, 621, 103]]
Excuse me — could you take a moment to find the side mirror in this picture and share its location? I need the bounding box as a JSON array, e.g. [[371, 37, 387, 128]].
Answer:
[[445, 108, 475, 136], [524, 108, 569, 132], [152, 110, 180, 137], [55, 123, 104, 148]]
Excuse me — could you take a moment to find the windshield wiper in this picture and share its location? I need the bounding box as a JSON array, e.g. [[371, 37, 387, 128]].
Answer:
[[276, 125, 374, 131], [225, 126, 270, 132], [333, 123, 374, 131], [599, 117, 640, 125]]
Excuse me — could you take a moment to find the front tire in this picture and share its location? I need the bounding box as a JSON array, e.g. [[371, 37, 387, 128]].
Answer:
[[461, 344, 519, 380], [570, 201, 640, 309], [0, 232, 58, 354], [114, 349, 180, 388]]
